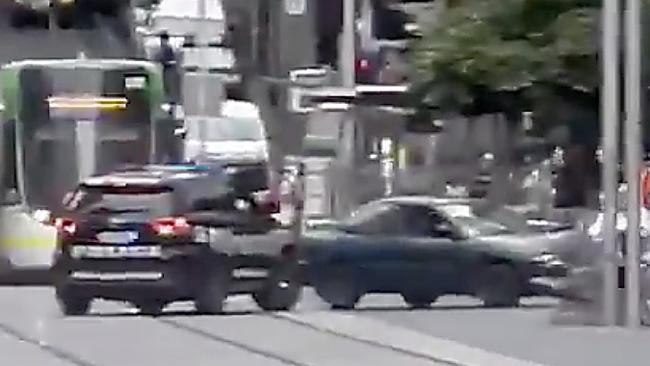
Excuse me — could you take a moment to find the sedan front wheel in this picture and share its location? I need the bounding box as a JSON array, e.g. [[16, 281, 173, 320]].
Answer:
[[401, 291, 438, 309], [474, 264, 521, 308]]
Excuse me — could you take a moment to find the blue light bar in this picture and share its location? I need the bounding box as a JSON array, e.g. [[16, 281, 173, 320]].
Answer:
[[145, 164, 213, 172]]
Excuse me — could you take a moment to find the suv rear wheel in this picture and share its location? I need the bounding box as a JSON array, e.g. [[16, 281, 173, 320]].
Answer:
[[194, 266, 231, 314]]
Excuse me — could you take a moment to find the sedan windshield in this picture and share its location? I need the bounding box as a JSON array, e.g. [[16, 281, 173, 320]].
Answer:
[[437, 204, 527, 237]]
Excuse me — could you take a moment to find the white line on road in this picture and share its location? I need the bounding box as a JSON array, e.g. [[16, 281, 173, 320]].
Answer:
[[276, 311, 551, 366]]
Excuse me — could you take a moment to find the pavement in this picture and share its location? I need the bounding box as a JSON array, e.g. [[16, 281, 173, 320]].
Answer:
[[0, 286, 648, 366]]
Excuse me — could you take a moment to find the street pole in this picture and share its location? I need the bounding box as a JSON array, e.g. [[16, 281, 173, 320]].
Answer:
[[197, 0, 208, 155], [331, 0, 357, 218], [601, 0, 620, 326], [624, 0, 643, 328], [342, 0, 356, 88]]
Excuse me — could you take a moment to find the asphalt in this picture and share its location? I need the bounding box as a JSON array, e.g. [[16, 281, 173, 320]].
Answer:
[[1, 286, 649, 366]]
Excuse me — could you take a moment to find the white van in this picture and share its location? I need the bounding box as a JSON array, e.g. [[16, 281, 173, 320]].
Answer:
[[183, 99, 268, 162]]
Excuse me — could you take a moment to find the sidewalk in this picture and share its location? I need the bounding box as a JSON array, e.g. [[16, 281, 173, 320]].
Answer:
[[363, 297, 650, 366]]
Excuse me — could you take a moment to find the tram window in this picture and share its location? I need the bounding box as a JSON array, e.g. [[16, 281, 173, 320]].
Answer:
[[2, 120, 17, 197]]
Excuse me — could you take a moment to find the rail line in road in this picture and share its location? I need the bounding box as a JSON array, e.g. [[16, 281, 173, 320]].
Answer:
[[157, 318, 311, 366], [0, 287, 454, 366], [268, 313, 463, 366], [0, 287, 561, 366], [0, 319, 99, 366]]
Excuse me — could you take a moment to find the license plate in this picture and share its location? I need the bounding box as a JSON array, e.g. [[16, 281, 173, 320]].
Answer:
[[97, 231, 139, 244], [71, 245, 161, 259], [70, 271, 163, 281]]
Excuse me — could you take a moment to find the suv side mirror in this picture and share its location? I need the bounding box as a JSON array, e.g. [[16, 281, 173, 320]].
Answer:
[[2, 189, 21, 206]]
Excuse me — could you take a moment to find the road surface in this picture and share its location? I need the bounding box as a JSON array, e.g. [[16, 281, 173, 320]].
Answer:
[[1, 287, 648, 366]]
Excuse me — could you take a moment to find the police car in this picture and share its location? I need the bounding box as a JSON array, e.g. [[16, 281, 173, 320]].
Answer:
[[51, 164, 301, 316]]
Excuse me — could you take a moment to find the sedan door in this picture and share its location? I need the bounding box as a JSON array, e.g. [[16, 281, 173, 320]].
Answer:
[[394, 205, 465, 295], [327, 202, 416, 293]]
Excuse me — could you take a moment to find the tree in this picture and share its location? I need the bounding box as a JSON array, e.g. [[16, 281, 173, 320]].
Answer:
[[408, 0, 607, 206], [409, 0, 601, 124]]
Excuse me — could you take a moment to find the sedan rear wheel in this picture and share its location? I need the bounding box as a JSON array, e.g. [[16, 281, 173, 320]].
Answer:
[[475, 264, 521, 308], [314, 267, 361, 310]]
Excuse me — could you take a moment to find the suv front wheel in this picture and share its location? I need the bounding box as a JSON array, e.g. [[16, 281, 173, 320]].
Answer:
[[56, 292, 91, 316], [253, 266, 302, 311]]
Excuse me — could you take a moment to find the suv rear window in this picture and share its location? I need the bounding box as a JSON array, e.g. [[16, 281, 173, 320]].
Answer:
[[64, 185, 175, 217]]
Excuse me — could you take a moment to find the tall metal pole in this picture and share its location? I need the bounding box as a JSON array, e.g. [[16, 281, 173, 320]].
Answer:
[[197, 0, 208, 154], [331, 0, 357, 218], [624, 0, 643, 328], [601, 0, 621, 326], [341, 0, 356, 88]]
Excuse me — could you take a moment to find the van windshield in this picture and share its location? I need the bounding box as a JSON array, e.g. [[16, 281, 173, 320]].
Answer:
[[186, 117, 264, 142]]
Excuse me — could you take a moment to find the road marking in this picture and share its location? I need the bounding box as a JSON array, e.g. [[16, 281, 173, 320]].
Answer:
[[276, 311, 551, 366]]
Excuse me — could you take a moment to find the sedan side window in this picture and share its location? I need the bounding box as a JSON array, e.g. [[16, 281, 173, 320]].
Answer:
[[399, 205, 457, 238], [344, 202, 406, 235]]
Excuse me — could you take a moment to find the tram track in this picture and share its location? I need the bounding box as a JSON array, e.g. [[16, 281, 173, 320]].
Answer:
[[155, 309, 452, 366], [157, 317, 312, 366], [269, 312, 463, 366], [0, 320, 99, 366]]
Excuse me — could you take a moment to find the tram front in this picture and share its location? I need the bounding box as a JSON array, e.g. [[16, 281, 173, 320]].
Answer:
[[19, 63, 163, 214], [0, 60, 174, 272]]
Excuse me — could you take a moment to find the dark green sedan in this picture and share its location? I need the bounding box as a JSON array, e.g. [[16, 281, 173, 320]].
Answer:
[[300, 196, 590, 309]]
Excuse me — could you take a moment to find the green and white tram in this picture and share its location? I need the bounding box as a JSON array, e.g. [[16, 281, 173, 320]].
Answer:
[[0, 58, 181, 274]]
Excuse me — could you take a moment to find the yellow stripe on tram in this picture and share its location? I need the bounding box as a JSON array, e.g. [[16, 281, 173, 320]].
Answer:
[[2, 236, 57, 249]]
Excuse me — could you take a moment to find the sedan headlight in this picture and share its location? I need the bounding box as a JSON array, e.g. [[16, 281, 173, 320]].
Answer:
[[531, 253, 566, 267]]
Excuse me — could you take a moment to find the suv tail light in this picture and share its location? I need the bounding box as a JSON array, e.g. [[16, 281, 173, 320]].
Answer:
[[54, 217, 76, 235], [151, 217, 190, 236], [356, 58, 372, 73]]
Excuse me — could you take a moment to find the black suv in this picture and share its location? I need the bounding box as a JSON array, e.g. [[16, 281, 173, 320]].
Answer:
[[51, 164, 301, 316]]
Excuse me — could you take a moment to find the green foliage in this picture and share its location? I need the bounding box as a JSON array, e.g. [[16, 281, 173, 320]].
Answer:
[[409, 0, 602, 117]]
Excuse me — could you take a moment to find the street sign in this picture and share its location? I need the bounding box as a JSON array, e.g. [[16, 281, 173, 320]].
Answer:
[[285, 0, 306, 15]]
